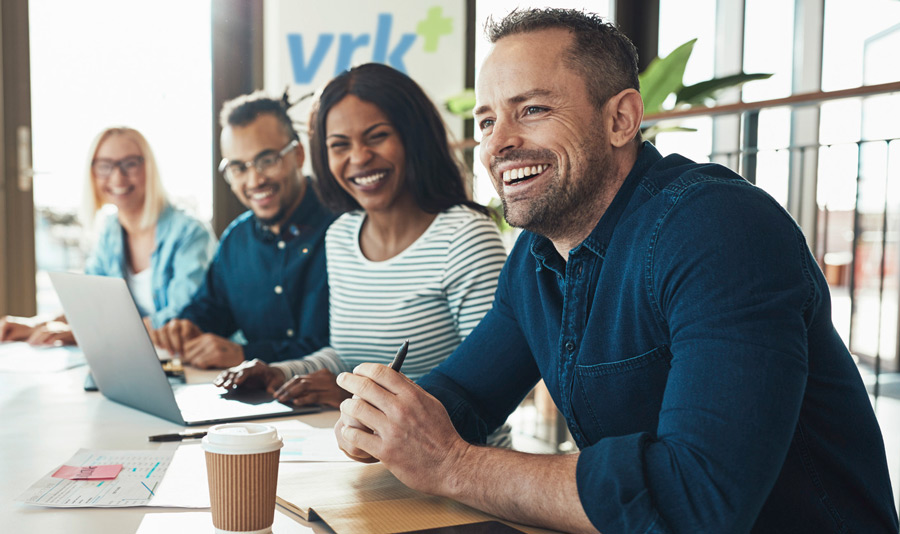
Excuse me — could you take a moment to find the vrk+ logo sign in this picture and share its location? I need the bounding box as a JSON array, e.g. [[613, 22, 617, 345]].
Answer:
[[286, 6, 455, 84]]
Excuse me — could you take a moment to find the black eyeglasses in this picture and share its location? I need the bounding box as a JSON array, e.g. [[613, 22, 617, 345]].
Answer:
[[218, 139, 299, 185], [92, 156, 145, 178]]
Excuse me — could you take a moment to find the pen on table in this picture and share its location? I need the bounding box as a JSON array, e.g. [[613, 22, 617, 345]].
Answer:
[[148, 431, 207, 442], [390, 339, 409, 372]]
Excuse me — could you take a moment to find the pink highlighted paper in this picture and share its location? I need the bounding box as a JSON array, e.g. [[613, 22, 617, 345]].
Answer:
[[52, 464, 123, 480]]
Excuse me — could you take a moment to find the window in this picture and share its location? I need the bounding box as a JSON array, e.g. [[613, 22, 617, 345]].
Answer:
[[29, 0, 212, 314]]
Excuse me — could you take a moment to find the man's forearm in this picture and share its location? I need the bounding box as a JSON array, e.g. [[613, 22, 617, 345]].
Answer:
[[336, 365, 594, 532], [444, 446, 598, 534]]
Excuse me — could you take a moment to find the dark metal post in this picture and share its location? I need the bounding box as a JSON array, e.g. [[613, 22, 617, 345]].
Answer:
[[846, 142, 864, 361], [0, 0, 36, 316], [614, 0, 660, 71], [740, 110, 759, 184], [211, 1, 264, 237]]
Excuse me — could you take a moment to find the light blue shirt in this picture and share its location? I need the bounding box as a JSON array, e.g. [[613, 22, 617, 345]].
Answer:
[[84, 204, 216, 328]]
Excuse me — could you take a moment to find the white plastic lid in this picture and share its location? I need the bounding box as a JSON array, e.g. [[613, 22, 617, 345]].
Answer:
[[201, 423, 283, 455]]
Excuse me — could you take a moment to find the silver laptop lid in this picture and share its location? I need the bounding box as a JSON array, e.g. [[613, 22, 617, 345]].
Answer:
[[49, 272, 185, 425]]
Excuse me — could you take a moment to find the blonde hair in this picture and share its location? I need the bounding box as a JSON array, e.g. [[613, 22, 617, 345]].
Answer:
[[81, 127, 167, 230]]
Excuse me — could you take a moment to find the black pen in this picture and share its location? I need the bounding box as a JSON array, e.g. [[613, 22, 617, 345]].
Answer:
[[390, 340, 409, 372], [148, 431, 207, 442]]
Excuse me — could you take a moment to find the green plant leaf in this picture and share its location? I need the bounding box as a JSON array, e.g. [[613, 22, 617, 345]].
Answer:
[[638, 38, 696, 115], [445, 89, 477, 118], [675, 72, 773, 106], [641, 124, 697, 144]]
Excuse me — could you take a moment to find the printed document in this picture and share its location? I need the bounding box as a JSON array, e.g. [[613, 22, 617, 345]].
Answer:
[[18, 449, 177, 507]]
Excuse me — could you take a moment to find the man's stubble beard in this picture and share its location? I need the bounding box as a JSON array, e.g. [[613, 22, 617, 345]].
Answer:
[[255, 195, 290, 226], [253, 170, 304, 227], [499, 126, 614, 242]]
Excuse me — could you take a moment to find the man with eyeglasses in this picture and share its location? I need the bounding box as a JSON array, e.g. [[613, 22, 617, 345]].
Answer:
[[149, 91, 335, 369]]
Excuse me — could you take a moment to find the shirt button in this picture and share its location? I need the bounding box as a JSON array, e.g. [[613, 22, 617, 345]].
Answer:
[[286, 329, 294, 337], [565, 341, 576, 352], [274, 285, 283, 294], [576, 265, 583, 275], [301, 248, 309, 254], [278, 241, 286, 249]]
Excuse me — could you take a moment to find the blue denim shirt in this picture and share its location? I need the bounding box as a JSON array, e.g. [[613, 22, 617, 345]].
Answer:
[[85, 204, 216, 328], [419, 143, 898, 533], [178, 181, 336, 363]]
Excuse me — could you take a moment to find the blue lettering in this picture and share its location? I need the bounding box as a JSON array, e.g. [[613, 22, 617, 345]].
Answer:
[[335, 33, 371, 74], [372, 13, 416, 74], [372, 13, 391, 63], [286, 33, 334, 84], [286, 14, 419, 83], [386, 34, 416, 73]]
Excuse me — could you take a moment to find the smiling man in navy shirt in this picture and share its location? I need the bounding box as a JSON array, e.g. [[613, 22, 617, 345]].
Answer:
[[333, 8, 899, 534], [150, 92, 335, 369]]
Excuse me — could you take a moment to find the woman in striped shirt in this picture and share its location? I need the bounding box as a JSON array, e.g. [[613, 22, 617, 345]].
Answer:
[[215, 64, 508, 418]]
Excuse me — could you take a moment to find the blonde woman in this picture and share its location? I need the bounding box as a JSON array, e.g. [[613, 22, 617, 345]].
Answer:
[[0, 127, 216, 345]]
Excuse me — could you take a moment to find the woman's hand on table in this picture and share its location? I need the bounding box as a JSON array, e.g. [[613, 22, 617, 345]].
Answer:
[[26, 321, 76, 346], [272, 368, 350, 407], [214, 358, 286, 392], [0, 316, 40, 342]]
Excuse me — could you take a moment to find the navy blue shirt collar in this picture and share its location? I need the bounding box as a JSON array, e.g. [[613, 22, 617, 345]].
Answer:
[[529, 142, 662, 275]]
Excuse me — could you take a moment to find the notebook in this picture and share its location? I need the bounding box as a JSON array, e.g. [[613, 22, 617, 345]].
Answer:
[[49, 271, 320, 426], [276, 462, 554, 534]]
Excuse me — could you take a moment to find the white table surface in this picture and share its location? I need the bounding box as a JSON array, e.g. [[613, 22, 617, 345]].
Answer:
[[0, 352, 339, 533]]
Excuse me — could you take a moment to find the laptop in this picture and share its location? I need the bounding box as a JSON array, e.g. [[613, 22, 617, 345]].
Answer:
[[49, 271, 321, 426]]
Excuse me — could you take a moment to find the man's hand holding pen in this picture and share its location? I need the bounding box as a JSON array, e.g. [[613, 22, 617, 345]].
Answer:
[[334, 362, 471, 496], [332, 339, 408, 462], [334, 340, 471, 496]]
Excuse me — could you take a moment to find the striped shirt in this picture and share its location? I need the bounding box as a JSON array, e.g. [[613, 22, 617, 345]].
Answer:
[[272, 205, 508, 382]]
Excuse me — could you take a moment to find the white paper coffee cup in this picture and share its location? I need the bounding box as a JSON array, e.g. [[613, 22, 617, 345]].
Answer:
[[202, 423, 283, 534]]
